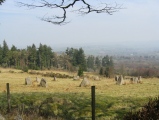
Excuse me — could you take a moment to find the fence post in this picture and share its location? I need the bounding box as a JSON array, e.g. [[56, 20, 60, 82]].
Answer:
[[91, 86, 95, 120], [6, 83, 11, 113]]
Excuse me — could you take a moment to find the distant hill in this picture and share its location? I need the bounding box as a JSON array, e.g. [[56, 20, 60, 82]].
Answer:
[[53, 43, 159, 56]]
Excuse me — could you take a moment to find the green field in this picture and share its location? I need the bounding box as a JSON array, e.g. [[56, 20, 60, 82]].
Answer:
[[0, 68, 159, 119]]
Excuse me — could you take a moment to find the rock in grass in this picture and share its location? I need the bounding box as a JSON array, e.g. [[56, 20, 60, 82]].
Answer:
[[116, 75, 124, 85], [93, 76, 100, 81], [40, 78, 47, 87], [36, 77, 41, 84], [115, 75, 119, 81], [14, 114, 23, 120], [25, 77, 31, 85], [0, 113, 5, 120], [79, 78, 90, 87], [53, 76, 57, 81], [73, 76, 80, 80], [130, 76, 142, 84]]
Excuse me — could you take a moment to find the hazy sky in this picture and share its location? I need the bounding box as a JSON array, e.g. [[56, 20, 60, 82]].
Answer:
[[0, 0, 159, 49]]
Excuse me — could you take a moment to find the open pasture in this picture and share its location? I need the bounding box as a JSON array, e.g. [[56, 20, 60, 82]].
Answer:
[[0, 68, 159, 119], [0, 68, 159, 98]]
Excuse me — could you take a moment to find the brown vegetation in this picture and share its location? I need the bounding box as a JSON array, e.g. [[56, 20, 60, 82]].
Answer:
[[32, 80, 39, 87]]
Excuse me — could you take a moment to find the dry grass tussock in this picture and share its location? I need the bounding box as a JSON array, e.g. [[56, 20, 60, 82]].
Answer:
[[0, 68, 159, 98]]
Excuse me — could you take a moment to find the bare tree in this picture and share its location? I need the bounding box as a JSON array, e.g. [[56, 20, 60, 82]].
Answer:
[[17, 0, 122, 25], [0, 0, 5, 5]]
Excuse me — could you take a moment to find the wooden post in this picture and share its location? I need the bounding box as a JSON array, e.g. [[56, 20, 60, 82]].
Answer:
[[6, 83, 11, 113], [91, 86, 95, 120]]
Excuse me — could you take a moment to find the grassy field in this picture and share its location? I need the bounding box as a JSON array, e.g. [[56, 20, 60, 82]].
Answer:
[[0, 68, 159, 119]]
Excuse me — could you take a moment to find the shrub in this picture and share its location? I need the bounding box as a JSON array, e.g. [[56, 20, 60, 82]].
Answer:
[[28, 70, 37, 74], [99, 67, 104, 75], [22, 66, 28, 73], [9, 70, 14, 73], [78, 66, 83, 77], [1, 63, 7, 68], [123, 96, 159, 120]]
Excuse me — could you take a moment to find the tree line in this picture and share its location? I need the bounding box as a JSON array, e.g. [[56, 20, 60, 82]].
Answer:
[[0, 40, 114, 77]]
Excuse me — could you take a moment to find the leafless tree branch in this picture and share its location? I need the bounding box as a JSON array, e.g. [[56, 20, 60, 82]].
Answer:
[[17, 0, 122, 25], [0, 0, 5, 5]]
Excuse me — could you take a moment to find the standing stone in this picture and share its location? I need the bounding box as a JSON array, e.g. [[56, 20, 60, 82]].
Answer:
[[94, 76, 100, 81], [138, 76, 142, 83], [40, 78, 47, 87], [14, 114, 23, 120], [79, 78, 90, 87], [25, 77, 31, 85], [130, 77, 139, 84], [73, 76, 80, 80], [134, 77, 139, 83], [0, 113, 5, 120], [53, 76, 57, 81], [36, 77, 41, 84], [116, 75, 124, 85], [115, 75, 119, 81]]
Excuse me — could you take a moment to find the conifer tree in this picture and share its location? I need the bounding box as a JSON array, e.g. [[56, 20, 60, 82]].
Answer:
[[87, 55, 95, 69], [78, 66, 84, 77], [77, 48, 87, 71], [27, 44, 37, 69], [0, 45, 2, 65], [2, 40, 9, 67], [101, 55, 114, 78], [95, 56, 101, 68]]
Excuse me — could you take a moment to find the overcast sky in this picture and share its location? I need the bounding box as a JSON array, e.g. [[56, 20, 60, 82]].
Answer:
[[0, 0, 159, 50]]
